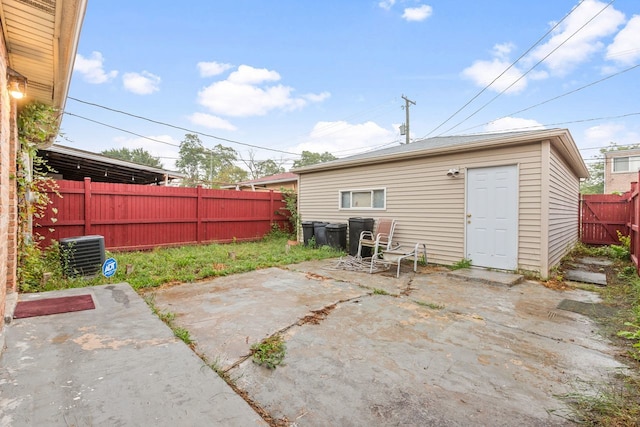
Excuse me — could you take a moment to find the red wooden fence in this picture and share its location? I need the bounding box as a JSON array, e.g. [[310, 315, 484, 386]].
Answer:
[[629, 181, 640, 275], [580, 171, 640, 275], [580, 193, 629, 245], [34, 178, 290, 251]]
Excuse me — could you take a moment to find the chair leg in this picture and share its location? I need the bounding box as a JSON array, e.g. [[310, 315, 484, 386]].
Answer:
[[369, 244, 379, 273]]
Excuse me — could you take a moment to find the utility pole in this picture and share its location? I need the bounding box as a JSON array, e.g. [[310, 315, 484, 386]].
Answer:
[[401, 95, 416, 144]]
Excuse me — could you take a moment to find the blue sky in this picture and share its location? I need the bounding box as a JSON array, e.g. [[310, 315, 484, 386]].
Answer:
[[61, 0, 640, 171]]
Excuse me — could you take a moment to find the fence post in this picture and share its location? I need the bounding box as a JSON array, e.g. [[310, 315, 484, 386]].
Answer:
[[84, 177, 92, 235], [269, 190, 275, 229], [196, 185, 203, 243]]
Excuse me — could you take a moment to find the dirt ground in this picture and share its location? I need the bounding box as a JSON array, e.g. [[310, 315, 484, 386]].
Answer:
[[151, 259, 630, 426]]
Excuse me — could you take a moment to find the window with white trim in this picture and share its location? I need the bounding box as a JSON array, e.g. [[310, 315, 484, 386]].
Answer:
[[613, 156, 640, 173], [339, 188, 386, 209]]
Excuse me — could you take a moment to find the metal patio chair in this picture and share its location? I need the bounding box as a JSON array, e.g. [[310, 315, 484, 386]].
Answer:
[[357, 218, 398, 272]]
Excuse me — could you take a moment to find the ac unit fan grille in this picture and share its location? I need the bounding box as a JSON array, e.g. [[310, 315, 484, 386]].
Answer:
[[59, 235, 106, 277]]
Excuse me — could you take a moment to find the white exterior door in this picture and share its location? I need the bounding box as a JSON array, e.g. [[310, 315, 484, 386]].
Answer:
[[466, 165, 518, 270]]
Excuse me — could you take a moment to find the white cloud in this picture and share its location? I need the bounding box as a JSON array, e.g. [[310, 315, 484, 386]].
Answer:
[[74, 52, 118, 84], [187, 112, 237, 131], [527, 0, 625, 76], [582, 122, 638, 148], [197, 64, 329, 117], [402, 5, 433, 22], [227, 65, 281, 85], [291, 120, 395, 155], [461, 44, 528, 94], [122, 71, 161, 95], [303, 92, 331, 102], [483, 117, 545, 133], [378, 0, 396, 11], [605, 15, 640, 66], [113, 134, 180, 170], [197, 61, 233, 77]]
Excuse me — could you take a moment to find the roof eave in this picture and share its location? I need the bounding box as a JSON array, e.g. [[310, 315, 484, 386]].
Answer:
[[294, 129, 589, 178]]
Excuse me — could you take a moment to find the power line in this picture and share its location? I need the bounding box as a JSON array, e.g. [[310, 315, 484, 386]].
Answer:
[[63, 112, 182, 148], [423, 0, 586, 138], [66, 97, 300, 156], [458, 63, 639, 133], [439, 0, 616, 136]]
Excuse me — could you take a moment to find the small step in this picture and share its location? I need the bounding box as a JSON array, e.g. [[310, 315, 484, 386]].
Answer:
[[564, 269, 607, 286], [448, 268, 524, 287]]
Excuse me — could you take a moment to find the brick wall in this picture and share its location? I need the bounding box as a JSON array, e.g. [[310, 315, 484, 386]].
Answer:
[[604, 149, 640, 194], [0, 33, 18, 331]]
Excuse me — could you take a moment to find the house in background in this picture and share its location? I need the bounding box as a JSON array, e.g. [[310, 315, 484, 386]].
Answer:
[[0, 0, 87, 333], [604, 148, 640, 194], [223, 172, 298, 192], [293, 128, 588, 279]]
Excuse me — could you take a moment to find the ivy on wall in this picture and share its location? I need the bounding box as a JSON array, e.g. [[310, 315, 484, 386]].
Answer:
[[15, 102, 61, 288]]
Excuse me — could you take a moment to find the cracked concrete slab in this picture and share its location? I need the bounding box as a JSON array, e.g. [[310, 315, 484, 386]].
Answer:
[[153, 261, 629, 426], [0, 284, 265, 427], [151, 267, 366, 369]]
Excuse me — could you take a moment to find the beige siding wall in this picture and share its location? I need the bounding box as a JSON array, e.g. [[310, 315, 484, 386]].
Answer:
[[547, 144, 581, 272], [299, 143, 544, 270]]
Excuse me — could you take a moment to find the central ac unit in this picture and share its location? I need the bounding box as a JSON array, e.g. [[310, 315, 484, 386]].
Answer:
[[59, 235, 106, 277]]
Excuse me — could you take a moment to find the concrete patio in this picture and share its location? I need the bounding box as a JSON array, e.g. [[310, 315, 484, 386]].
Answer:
[[0, 259, 629, 426]]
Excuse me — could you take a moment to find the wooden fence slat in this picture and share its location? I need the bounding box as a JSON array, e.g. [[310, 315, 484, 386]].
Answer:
[[580, 193, 629, 245]]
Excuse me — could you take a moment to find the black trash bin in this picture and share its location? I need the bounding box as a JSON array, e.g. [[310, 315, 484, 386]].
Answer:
[[313, 222, 329, 246], [348, 217, 374, 256], [302, 221, 315, 246], [326, 223, 347, 251]]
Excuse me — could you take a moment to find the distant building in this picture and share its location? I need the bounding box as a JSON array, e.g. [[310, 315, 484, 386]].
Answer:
[[223, 172, 298, 192], [604, 148, 640, 194]]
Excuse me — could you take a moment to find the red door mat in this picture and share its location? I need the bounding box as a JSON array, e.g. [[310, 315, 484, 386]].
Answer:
[[13, 294, 95, 319]]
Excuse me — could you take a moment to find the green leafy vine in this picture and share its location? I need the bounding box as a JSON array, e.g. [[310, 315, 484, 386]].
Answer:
[[16, 102, 61, 290]]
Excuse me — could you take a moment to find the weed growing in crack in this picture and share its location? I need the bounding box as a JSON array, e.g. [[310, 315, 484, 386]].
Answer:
[[144, 294, 193, 346], [372, 288, 390, 295], [413, 300, 445, 310], [251, 335, 286, 369], [173, 327, 194, 345]]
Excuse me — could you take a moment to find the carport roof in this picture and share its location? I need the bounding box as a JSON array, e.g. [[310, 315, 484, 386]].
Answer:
[[39, 144, 185, 185], [293, 128, 589, 178]]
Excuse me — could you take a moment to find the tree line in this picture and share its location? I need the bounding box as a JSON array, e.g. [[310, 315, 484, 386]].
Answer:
[[100, 133, 336, 188]]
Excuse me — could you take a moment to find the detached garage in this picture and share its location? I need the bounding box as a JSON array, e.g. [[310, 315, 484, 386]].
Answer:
[[293, 129, 589, 279]]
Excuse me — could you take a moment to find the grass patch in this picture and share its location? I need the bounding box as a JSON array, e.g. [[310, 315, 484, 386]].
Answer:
[[413, 299, 445, 310], [250, 335, 286, 369], [552, 243, 640, 425], [173, 327, 194, 346], [555, 375, 640, 426], [144, 294, 194, 347], [372, 288, 390, 295], [18, 235, 344, 292], [450, 258, 472, 270]]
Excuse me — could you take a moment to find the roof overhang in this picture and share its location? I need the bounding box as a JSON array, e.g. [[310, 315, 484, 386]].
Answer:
[[293, 129, 589, 179], [1, 0, 87, 145], [39, 145, 185, 185]]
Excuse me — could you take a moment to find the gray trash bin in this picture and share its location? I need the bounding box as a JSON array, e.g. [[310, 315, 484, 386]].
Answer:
[[313, 222, 329, 246], [348, 217, 374, 256], [302, 221, 315, 246], [326, 223, 347, 251]]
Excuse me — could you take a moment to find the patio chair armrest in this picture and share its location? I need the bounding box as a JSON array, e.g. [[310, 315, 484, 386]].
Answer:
[[359, 230, 374, 240]]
